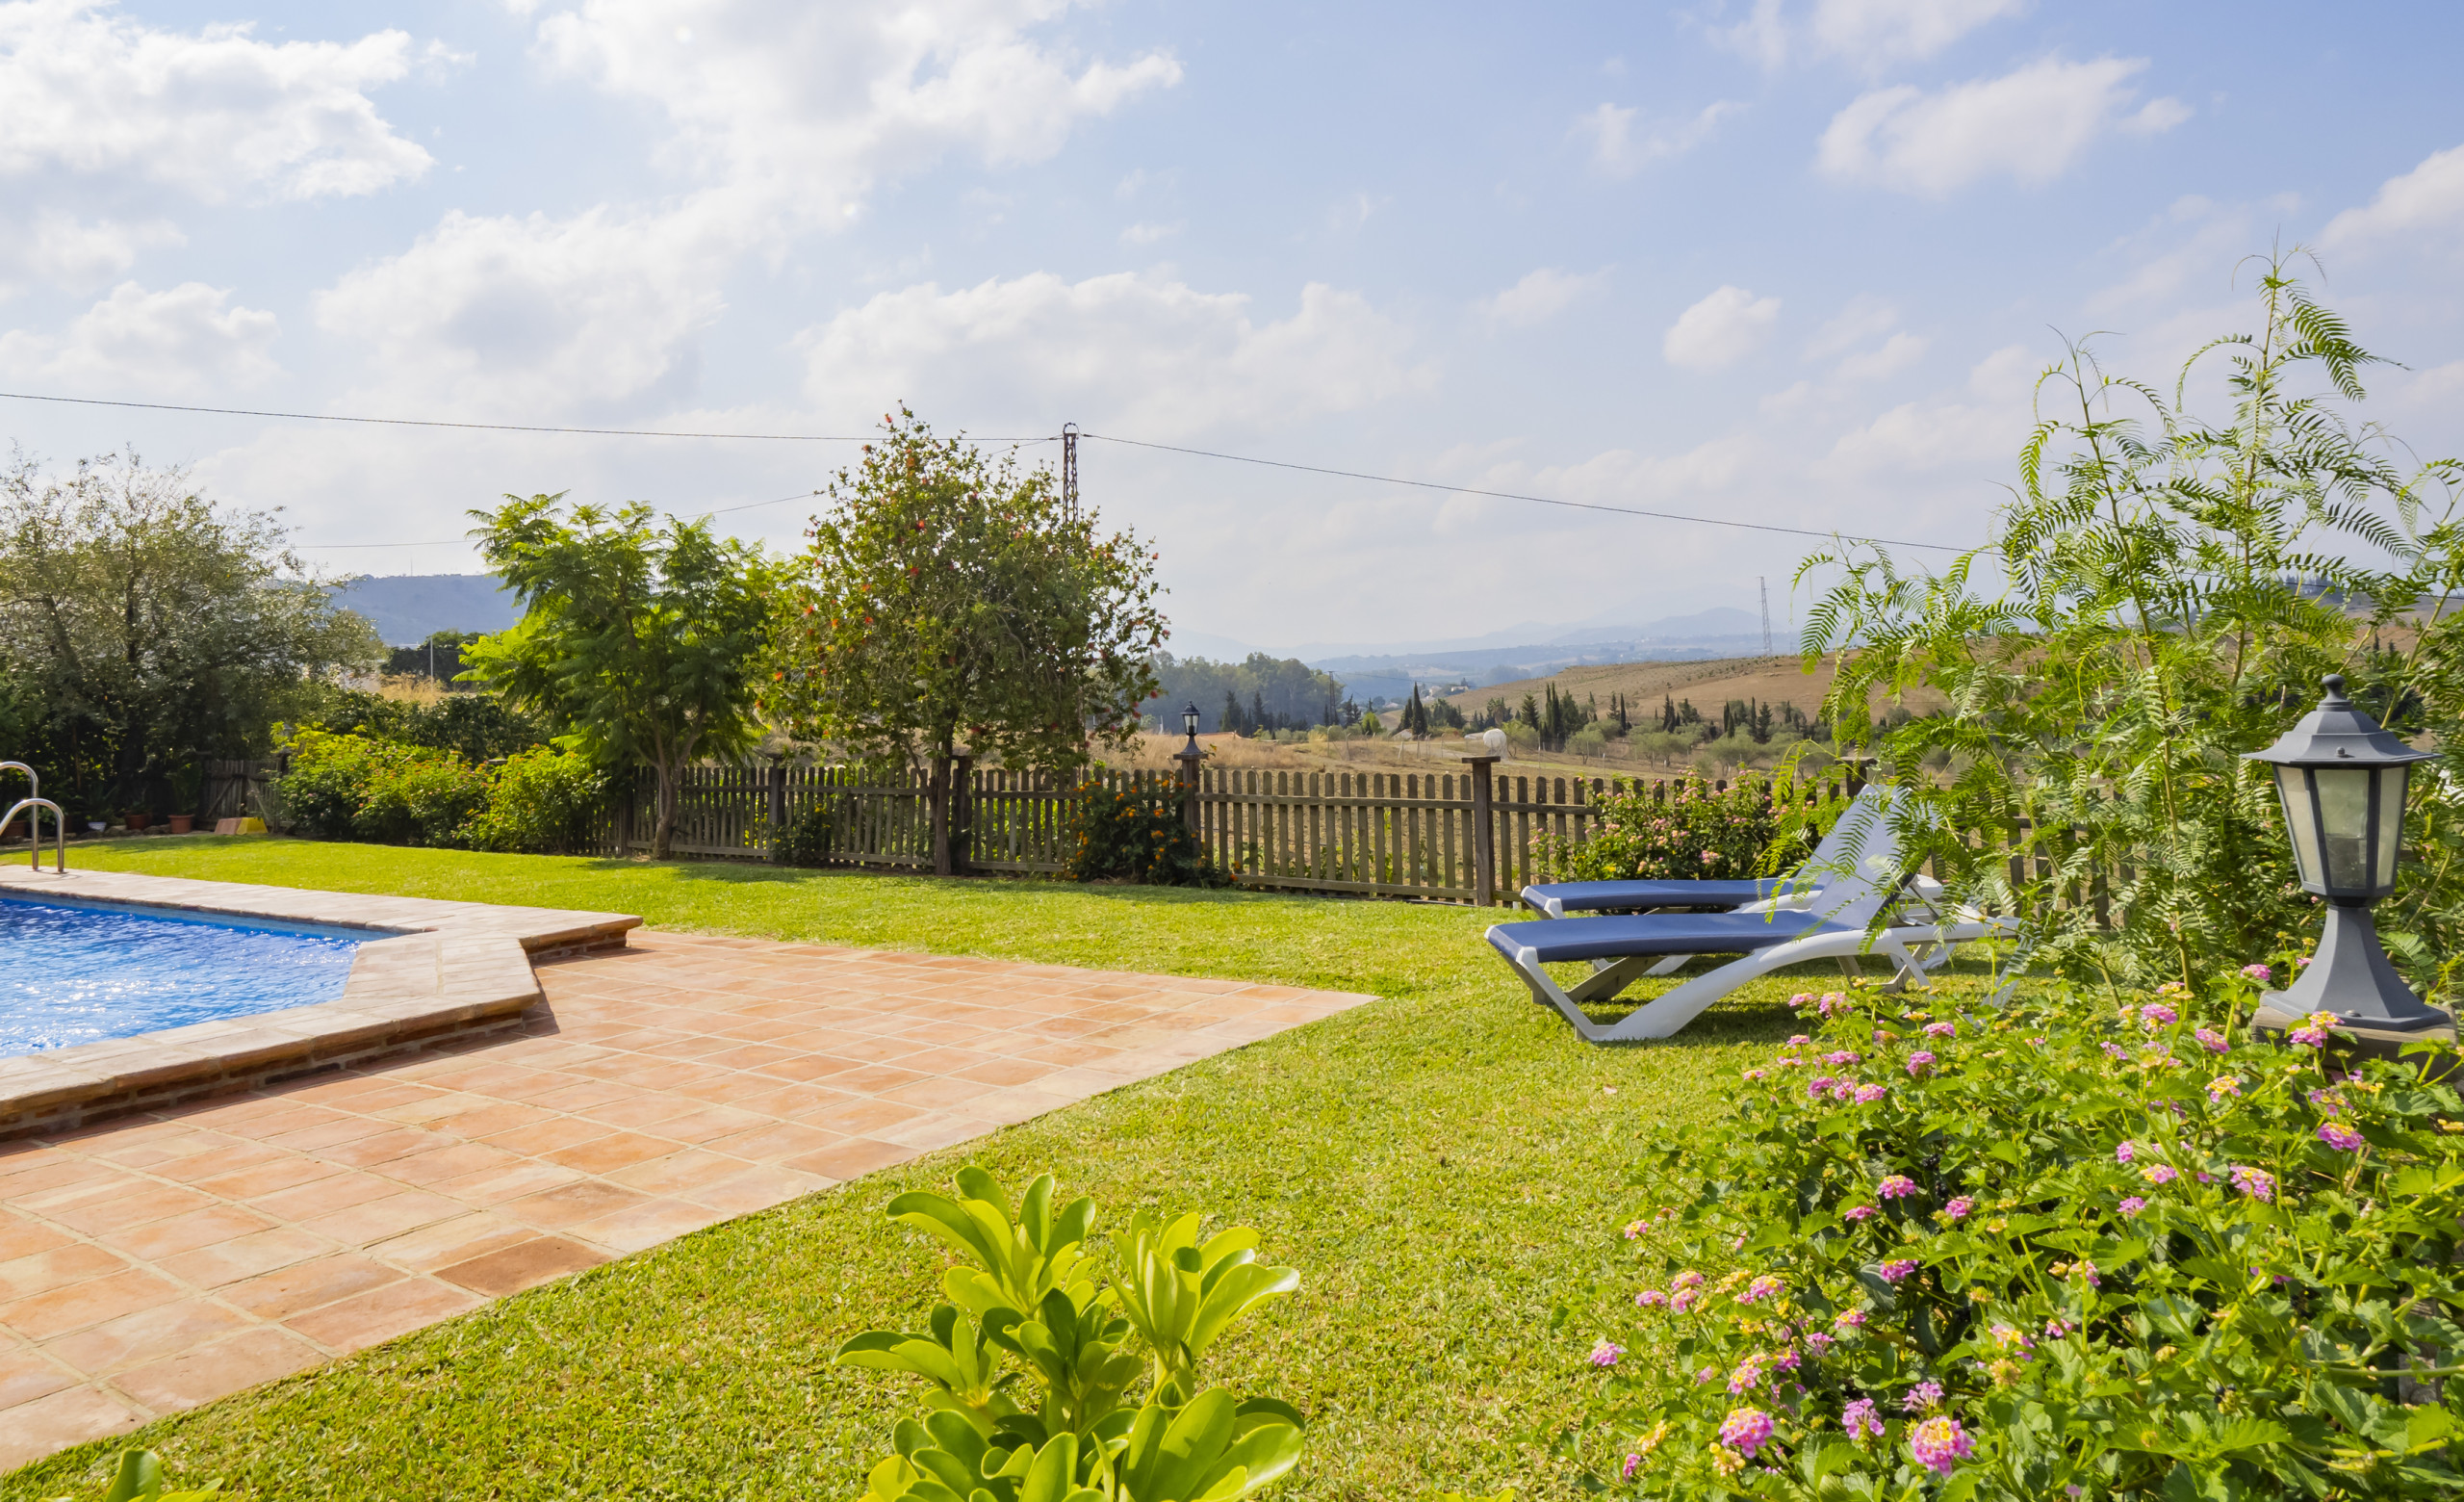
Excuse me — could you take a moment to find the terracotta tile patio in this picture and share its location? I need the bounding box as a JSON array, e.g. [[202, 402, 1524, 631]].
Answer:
[[0, 930, 1371, 1470]]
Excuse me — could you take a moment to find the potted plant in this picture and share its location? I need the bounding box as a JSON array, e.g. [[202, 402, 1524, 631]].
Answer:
[[167, 814, 193, 834]]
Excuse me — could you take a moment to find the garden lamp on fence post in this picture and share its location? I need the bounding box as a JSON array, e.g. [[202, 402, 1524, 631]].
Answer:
[[2243, 674, 2450, 1035], [1175, 704, 1203, 776]]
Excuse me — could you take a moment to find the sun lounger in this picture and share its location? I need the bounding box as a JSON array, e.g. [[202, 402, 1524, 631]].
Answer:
[[1485, 797, 2012, 1042], [1516, 785, 1888, 919]]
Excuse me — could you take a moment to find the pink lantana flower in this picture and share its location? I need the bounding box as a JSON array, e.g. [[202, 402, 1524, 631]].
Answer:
[[1878, 1258, 1918, 1283], [1906, 1050, 1938, 1076], [1908, 1415, 1973, 1476], [1940, 1196, 1974, 1220], [1842, 1204, 1878, 1222], [2318, 1123, 2365, 1152], [1718, 1407, 1776, 1457], [1878, 1175, 1918, 1200], [1589, 1338, 1624, 1367]]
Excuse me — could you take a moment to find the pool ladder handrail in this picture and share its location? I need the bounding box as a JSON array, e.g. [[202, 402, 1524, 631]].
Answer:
[[0, 762, 63, 873]]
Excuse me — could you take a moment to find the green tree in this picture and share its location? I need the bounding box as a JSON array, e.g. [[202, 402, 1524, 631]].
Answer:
[[1800, 252, 2464, 996], [463, 494, 775, 861], [771, 411, 1166, 874], [0, 449, 381, 816]]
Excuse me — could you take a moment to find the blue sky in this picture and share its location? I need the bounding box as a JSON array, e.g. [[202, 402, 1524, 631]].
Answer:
[[4, 0, 2462, 652]]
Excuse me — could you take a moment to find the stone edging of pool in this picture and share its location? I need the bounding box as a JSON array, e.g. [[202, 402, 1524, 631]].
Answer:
[[0, 869, 639, 1139]]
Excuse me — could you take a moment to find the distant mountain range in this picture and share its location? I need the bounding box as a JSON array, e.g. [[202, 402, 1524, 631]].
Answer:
[[1176, 608, 1777, 705], [326, 576, 1778, 707], [330, 574, 520, 645]]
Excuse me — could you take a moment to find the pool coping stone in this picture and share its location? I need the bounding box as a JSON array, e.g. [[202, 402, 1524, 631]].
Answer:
[[0, 869, 639, 1138]]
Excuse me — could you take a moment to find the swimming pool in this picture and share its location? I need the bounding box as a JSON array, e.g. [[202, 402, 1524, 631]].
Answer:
[[0, 895, 370, 1055]]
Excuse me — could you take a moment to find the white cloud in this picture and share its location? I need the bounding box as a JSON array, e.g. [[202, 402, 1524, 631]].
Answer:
[[1576, 100, 1740, 176], [1479, 267, 1609, 328], [1805, 294, 1899, 359], [313, 201, 735, 416], [2322, 142, 2464, 252], [528, 0, 1180, 214], [797, 272, 1429, 440], [1830, 342, 2038, 474], [1816, 56, 2188, 196], [1719, 0, 2027, 71], [1835, 330, 1928, 381], [1664, 285, 1781, 370], [0, 210, 182, 295], [1119, 220, 1183, 245], [0, 1, 430, 201], [0, 280, 278, 395]]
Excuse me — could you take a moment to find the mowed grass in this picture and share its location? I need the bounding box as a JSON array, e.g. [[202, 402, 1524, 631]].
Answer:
[[6, 838, 1997, 1501]]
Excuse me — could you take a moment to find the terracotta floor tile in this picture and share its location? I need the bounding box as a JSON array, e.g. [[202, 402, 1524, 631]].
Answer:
[[38, 1180, 214, 1236], [318, 1126, 451, 1170], [378, 1142, 524, 1189], [295, 1191, 463, 1247], [155, 1227, 331, 1289], [192, 1154, 346, 1202], [541, 1131, 676, 1175], [604, 1149, 752, 1198], [783, 1137, 924, 1182], [564, 1197, 731, 1254], [878, 1113, 996, 1152], [700, 1119, 844, 1164], [113, 1325, 323, 1412], [286, 1278, 479, 1355], [684, 1165, 835, 1215], [0, 1267, 183, 1340], [42, 1294, 257, 1377], [429, 1156, 587, 1206], [802, 1097, 927, 1137], [574, 1093, 706, 1131], [434, 1235, 609, 1296], [476, 1116, 614, 1158], [0, 1157, 134, 1198], [0, 1213, 72, 1264], [877, 1075, 997, 1112], [143, 1141, 291, 1186], [952, 1057, 1060, 1088], [249, 1170, 396, 1223], [258, 1112, 399, 1153], [0, 1383, 143, 1471], [97, 1203, 275, 1262], [0, 1342, 74, 1408], [501, 1179, 649, 1231], [0, 1241, 130, 1302], [364, 1213, 538, 1274], [221, 1254, 402, 1321], [423, 1100, 557, 1139]]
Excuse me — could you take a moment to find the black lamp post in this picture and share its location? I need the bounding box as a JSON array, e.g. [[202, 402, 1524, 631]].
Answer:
[[1172, 703, 1204, 833], [1180, 702, 1202, 755], [2244, 674, 2447, 1031]]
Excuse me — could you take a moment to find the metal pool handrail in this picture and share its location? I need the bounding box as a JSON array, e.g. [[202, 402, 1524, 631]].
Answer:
[[0, 762, 34, 805], [1, 797, 64, 873]]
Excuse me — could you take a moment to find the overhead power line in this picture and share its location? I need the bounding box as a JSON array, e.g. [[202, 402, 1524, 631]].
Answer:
[[297, 489, 824, 550], [0, 389, 1052, 444], [1078, 431, 1969, 554]]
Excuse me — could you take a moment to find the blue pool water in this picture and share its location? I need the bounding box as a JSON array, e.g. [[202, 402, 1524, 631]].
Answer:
[[0, 896, 370, 1055]]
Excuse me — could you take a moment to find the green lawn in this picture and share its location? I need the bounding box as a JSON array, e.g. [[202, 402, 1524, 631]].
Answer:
[[5, 839, 2001, 1502]]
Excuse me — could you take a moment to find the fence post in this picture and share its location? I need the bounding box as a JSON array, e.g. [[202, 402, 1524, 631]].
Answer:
[[1466, 756, 1498, 906], [1176, 744, 1202, 832], [951, 754, 973, 876], [763, 754, 783, 863]]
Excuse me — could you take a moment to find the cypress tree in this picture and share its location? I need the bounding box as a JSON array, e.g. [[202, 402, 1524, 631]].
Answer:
[[1220, 689, 1241, 735]]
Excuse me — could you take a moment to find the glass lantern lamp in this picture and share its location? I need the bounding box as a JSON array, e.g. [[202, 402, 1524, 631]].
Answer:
[[2243, 674, 2446, 1030]]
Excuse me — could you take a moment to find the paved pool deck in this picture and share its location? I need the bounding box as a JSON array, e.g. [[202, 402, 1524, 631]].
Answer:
[[0, 926, 1372, 1470]]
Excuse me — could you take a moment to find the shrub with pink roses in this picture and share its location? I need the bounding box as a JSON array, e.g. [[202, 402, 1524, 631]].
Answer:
[[1588, 984, 2464, 1498]]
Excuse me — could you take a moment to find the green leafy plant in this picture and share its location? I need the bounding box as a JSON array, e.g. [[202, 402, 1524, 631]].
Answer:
[[1798, 252, 2464, 998], [1535, 775, 1817, 885], [773, 797, 836, 868], [838, 1167, 1302, 1502], [1589, 983, 2464, 1498], [42, 1446, 232, 1501], [1067, 780, 1228, 888], [459, 744, 607, 854], [276, 730, 604, 852]]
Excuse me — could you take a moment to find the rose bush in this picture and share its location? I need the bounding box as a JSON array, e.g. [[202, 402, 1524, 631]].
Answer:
[[1590, 984, 2464, 1499]]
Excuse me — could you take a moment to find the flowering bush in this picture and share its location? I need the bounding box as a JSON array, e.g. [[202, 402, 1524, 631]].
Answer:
[[1068, 779, 1228, 887], [1539, 776, 1814, 885], [1594, 985, 2464, 1498]]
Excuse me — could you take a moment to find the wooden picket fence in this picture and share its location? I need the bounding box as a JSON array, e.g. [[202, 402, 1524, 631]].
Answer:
[[595, 759, 1861, 907]]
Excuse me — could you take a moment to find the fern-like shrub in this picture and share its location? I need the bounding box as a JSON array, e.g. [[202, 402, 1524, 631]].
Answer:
[[839, 1168, 1303, 1502], [1591, 985, 2464, 1499]]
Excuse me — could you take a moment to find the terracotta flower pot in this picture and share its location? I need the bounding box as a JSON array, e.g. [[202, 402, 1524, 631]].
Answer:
[[124, 812, 151, 832], [168, 815, 193, 834]]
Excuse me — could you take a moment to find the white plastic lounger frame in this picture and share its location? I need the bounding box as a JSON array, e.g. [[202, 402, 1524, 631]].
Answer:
[[1486, 799, 2014, 1042]]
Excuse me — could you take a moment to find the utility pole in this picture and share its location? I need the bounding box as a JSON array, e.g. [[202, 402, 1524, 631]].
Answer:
[[1062, 422, 1078, 521], [1759, 577, 1773, 657]]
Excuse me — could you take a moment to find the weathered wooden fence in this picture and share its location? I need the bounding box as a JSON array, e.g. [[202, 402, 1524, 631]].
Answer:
[[595, 759, 1861, 907]]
